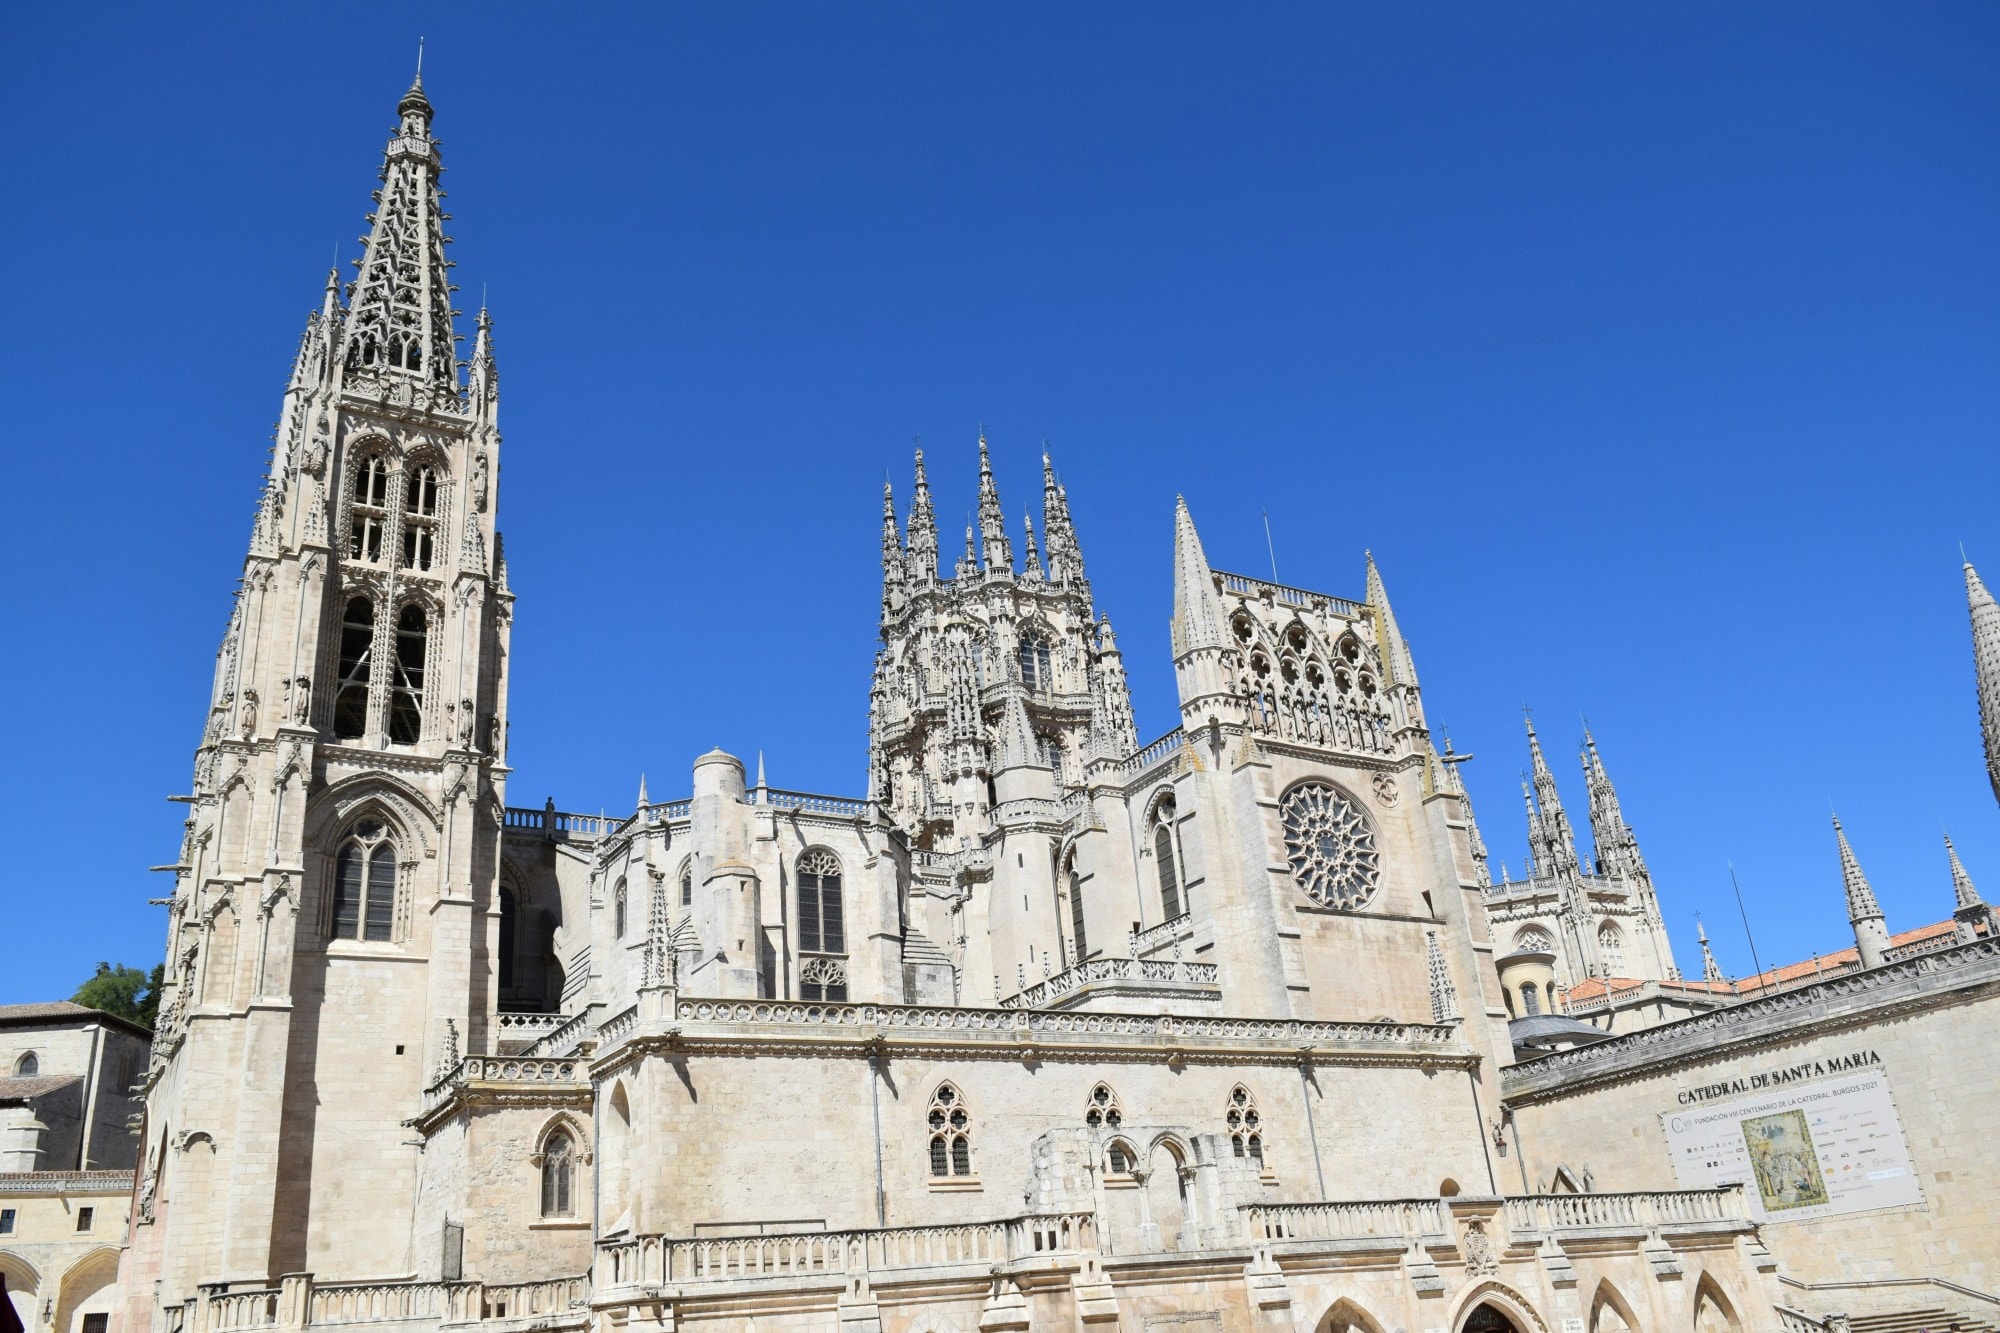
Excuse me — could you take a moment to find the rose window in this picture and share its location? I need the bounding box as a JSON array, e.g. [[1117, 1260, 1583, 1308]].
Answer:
[[1279, 782, 1381, 910]]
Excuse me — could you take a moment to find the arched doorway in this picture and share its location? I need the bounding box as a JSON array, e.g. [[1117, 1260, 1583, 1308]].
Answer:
[[1318, 1297, 1386, 1333], [0, 1254, 41, 1333], [1464, 1305, 1524, 1333], [53, 1249, 120, 1333]]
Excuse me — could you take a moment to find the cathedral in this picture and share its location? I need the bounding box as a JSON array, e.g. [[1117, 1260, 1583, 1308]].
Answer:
[[100, 76, 2000, 1333]]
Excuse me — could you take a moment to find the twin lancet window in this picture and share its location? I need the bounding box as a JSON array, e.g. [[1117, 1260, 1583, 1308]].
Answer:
[[347, 457, 440, 573], [927, 1083, 973, 1178], [330, 595, 429, 744], [540, 1130, 575, 1218], [331, 820, 397, 942]]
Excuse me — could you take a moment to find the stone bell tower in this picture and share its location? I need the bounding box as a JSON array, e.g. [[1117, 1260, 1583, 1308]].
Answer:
[[124, 71, 516, 1317]]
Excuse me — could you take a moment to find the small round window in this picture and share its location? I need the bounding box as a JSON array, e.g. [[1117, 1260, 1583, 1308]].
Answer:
[[1279, 782, 1381, 910]]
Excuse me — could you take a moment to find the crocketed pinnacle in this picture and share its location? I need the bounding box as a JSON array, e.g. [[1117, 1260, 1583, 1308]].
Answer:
[[904, 449, 937, 579], [346, 74, 460, 398], [1363, 551, 1418, 686], [1170, 496, 1228, 658], [1582, 727, 1647, 883], [1833, 817, 1884, 924], [1945, 833, 1983, 910], [1021, 510, 1043, 581], [1040, 447, 1089, 593], [976, 431, 1011, 572], [880, 478, 902, 570], [1966, 561, 2000, 806], [1524, 716, 1582, 879], [996, 688, 1041, 771]]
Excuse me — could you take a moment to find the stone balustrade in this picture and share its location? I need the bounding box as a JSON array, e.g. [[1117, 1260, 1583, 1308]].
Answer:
[[1243, 1198, 1446, 1244], [596, 1212, 1096, 1289], [1502, 1187, 1746, 1236], [165, 1191, 1751, 1333], [203, 1290, 281, 1332], [1000, 955, 1220, 1009], [1123, 728, 1186, 780], [422, 1055, 586, 1115]]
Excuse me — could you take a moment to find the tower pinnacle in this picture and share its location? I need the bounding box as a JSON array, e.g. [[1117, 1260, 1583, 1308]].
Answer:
[[1833, 816, 1890, 969], [1965, 561, 2000, 807], [346, 75, 460, 406]]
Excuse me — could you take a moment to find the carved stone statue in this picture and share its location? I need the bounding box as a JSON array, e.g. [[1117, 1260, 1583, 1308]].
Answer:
[[289, 676, 312, 724], [486, 714, 503, 757], [457, 698, 477, 746], [471, 452, 489, 512], [238, 689, 259, 740]]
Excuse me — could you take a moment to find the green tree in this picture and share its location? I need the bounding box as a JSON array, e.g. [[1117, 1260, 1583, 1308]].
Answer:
[[72, 961, 164, 1030]]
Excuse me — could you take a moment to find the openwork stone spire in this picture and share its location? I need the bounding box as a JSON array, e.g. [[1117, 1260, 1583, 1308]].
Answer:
[[1040, 448, 1090, 598], [1524, 717, 1581, 880], [1834, 816, 1890, 969], [1966, 561, 2000, 807], [344, 72, 461, 406]]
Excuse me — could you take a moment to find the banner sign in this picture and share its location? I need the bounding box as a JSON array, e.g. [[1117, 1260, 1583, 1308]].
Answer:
[[1659, 1051, 1921, 1223]]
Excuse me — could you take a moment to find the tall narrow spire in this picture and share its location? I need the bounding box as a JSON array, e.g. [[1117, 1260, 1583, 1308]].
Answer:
[[1171, 497, 1227, 657], [1945, 833, 1995, 942], [1524, 717, 1582, 879], [904, 449, 937, 581], [1833, 816, 1890, 969], [975, 431, 1011, 572], [1966, 561, 2000, 807], [1040, 447, 1089, 594], [1582, 728, 1647, 883], [1363, 551, 1418, 686], [880, 478, 905, 619], [468, 305, 499, 425], [1944, 834, 1981, 911], [1020, 510, 1043, 582], [344, 74, 461, 406]]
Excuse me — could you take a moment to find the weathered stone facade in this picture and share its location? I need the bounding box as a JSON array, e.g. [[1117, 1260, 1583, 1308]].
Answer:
[[106, 74, 2000, 1333]]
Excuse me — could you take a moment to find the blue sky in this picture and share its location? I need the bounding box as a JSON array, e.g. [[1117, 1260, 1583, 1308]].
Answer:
[[2, 4, 1996, 1001]]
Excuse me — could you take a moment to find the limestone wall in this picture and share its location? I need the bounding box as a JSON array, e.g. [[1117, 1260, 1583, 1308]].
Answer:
[[1503, 940, 2000, 1296]]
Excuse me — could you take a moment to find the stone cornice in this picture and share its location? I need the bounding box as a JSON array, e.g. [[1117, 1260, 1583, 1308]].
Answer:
[[588, 1000, 1475, 1078], [1502, 936, 2000, 1104]]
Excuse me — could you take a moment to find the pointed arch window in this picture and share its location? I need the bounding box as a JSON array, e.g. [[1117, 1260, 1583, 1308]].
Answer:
[[13, 1052, 38, 1077], [331, 819, 396, 942], [797, 850, 845, 955], [333, 596, 375, 740], [499, 888, 518, 990], [1225, 1085, 1266, 1169], [1151, 796, 1185, 923], [1084, 1083, 1124, 1132], [540, 1130, 575, 1218], [1018, 633, 1053, 690], [387, 604, 427, 744], [613, 878, 628, 939], [1522, 981, 1542, 1016], [1597, 922, 1626, 975], [927, 1083, 973, 1178], [679, 860, 692, 909], [1064, 849, 1088, 963], [402, 465, 439, 572], [348, 456, 390, 563]]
